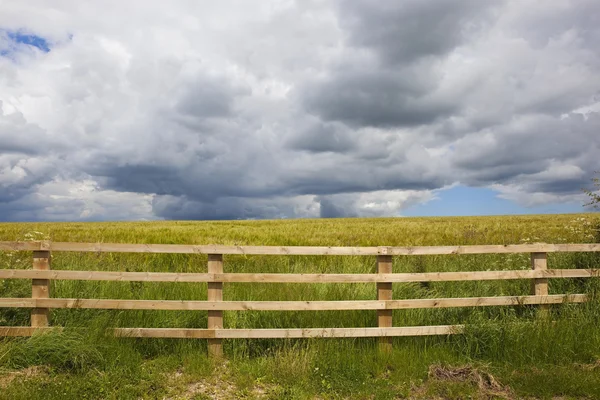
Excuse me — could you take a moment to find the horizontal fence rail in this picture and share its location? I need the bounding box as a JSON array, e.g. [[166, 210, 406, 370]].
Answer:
[[0, 326, 465, 339], [0, 294, 588, 311], [0, 240, 599, 357], [1, 269, 599, 283], [1, 241, 600, 255]]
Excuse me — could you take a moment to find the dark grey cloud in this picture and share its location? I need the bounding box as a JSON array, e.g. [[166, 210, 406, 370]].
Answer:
[[0, 155, 60, 207], [508, 0, 600, 49], [172, 75, 250, 131], [0, 193, 79, 222], [90, 161, 256, 202], [94, 164, 185, 196], [0, 104, 58, 155], [453, 113, 600, 190], [152, 194, 316, 220], [0, 105, 64, 211], [301, 67, 457, 128], [286, 121, 355, 153], [297, 0, 501, 130], [528, 177, 591, 195], [283, 165, 445, 198], [153, 195, 261, 220], [337, 0, 502, 65], [317, 196, 354, 218]]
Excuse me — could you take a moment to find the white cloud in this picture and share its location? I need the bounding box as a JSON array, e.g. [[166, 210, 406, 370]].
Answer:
[[0, 0, 598, 220]]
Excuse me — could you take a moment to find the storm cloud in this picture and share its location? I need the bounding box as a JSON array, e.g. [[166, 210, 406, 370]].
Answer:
[[0, 0, 599, 221], [337, 0, 503, 65]]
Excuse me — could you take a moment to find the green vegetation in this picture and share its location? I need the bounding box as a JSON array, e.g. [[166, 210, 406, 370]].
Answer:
[[1, 214, 599, 399], [585, 172, 600, 210]]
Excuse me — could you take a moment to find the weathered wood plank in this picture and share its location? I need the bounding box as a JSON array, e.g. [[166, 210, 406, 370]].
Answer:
[[532, 252, 550, 315], [48, 242, 381, 255], [0, 270, 214, 282], [0, 241, 50, 251], [115, 325, 465, 338], [31, 250, 50, 327], [0, 299, 36, 307], [207, 254, 223, 357], [386, 294, 587, 308], [0, 327, 57, 336], [377, 255, 393, 352], [1, 269, 598, 283], [0, 325, 464, 338], [0, 294, 587, 311], [1, 241, 600, 255]]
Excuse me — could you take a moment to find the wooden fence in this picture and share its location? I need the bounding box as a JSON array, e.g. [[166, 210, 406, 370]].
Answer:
[[0, 241, 599, 357]]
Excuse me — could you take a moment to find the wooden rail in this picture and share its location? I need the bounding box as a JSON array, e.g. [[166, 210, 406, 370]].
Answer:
[[0, 295, 587, 310], [0, 326, 464, 338], [1, 269, 598, 282], [1, 241, 600, 255], [0, 241, 599, 356]]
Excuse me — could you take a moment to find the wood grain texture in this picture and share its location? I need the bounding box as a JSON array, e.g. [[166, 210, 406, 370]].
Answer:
[[114, 326, 465, 338], [2, 241, 600, 255], [377, 255, 393, 351], [0, 326, 464, 338], [0, 294, 587, 311], [0, 327, 57, 336], [31, 250, 50, 327], [1, 269, 598, 283], [532, 252, 550, 314], [207, 254, 223, 357]]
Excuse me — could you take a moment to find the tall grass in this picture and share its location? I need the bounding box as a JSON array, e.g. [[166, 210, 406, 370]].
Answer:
[[0, 214, 599, 398]]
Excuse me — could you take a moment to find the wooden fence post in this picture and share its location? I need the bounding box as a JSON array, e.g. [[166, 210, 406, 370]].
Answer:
[[531, 252, 549, 315], [377, 255, 393, 352], [31, 250, 51, 327], [208, 254, 224, 357]]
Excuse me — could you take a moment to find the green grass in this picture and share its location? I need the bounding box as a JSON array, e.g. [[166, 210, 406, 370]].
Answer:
[[0, 214, 599, 399]]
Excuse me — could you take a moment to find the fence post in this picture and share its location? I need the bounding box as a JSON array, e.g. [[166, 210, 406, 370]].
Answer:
[[377, 255, 393, 352], [531, 252, 549, 315], [31, 250, 51, 327], [208, 254, 224, 357]]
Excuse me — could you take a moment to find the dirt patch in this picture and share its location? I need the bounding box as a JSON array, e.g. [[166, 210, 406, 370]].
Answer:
[[0, 366, 48, 388], [176, 380, 237, 400], [427, 364, 513, 399], [575, 359, 600, 371], [168, 379, 271, 400], [164, 360, 272, 400]]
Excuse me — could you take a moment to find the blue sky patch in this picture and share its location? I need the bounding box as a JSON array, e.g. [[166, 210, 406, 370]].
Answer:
[[404, 186, 583, 217], [1, 29, 51, 57], [8, 31, 50, 52]]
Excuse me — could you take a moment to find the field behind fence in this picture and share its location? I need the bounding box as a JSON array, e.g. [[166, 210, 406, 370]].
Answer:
[[2, 216, 600, 398], [1, 239, 599, 357]]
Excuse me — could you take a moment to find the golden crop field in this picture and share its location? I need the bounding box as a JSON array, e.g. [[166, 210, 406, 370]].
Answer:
[[1, 213, 598, 245]]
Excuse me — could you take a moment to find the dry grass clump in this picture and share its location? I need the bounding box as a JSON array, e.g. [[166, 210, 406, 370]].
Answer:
[[428, 364, 512, 399]]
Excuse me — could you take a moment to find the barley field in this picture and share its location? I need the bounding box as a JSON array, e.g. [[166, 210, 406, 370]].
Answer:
[[1, 214, 600, 399]]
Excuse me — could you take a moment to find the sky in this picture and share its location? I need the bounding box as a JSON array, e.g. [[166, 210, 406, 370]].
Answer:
[[0, 0, 599, 222]]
